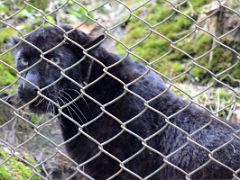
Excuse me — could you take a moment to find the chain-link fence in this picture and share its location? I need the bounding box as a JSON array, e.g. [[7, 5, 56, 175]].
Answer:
[[0, 0, 240, 179]]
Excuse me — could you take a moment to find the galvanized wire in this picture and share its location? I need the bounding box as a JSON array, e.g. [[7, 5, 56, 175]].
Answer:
[[0, 0, 240, 179]]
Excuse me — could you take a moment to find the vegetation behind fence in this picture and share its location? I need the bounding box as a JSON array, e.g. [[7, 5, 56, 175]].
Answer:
[[0, 0, 240, 179]]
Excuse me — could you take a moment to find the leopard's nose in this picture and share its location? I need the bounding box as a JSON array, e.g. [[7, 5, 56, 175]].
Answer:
[[19, 71, 39, 101], [23, 80, 38, 92], [23, 71, 39, 90]]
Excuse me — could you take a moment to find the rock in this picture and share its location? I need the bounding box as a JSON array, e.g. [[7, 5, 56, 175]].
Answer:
[[198, 0, 240, 41], [0, 94, 14, 125], [233, 107, 240, 123]]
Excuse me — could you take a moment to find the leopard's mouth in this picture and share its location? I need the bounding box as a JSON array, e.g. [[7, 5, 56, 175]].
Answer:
[[17, 83, 81, 114], [18, 88, 58, 114], [28, 97, 57, 114]]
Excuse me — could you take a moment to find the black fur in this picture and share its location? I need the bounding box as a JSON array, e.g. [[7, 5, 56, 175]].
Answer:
[[13, 26, 240, 179]]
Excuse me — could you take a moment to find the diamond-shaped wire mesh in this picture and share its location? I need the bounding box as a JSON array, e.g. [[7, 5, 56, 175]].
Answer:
[[0, 0, 240, 179]]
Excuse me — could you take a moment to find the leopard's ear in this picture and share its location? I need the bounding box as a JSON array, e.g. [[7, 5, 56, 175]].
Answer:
[[60, 24, 105, 48], [83, 35, 105, 49], [60, 24, 90, 46]]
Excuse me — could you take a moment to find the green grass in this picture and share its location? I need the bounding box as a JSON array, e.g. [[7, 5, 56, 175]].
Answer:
[[116, 0, 240, 86], [0, 148, 40, 180], [0, 28, 18, 86]]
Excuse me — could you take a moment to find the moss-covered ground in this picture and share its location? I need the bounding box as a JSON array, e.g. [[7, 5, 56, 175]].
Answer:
[[117, 0, 240, 86], [0, 28, 17, 87], [0, 148, 40, 180]]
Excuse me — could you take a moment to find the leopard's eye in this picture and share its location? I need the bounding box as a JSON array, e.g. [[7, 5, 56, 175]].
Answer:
[[51, 57, 61, 64], [19, 58, 28, 66]]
